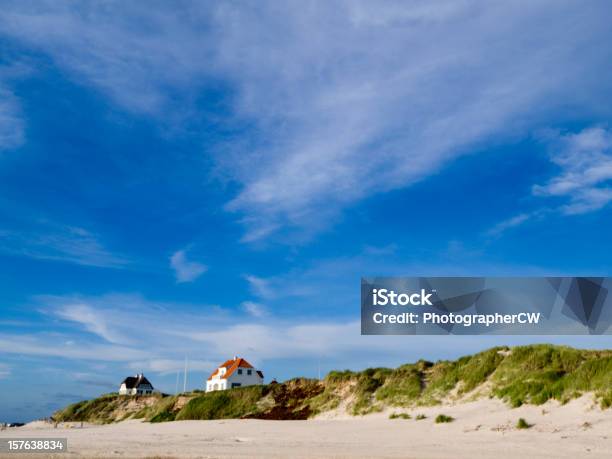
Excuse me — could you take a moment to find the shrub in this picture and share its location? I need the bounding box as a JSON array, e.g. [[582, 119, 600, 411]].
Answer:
[[389, 412, 411, 419], [415, 414, 427, 420], [516, 418, 531, 429], [435, 414, 454, 423]]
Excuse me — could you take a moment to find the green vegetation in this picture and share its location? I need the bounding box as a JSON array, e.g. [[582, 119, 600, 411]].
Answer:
[[54, 394, 125, 424], [351, 368, 391, 415], [516, 418, 531, 429], [389, 412, 411, 419], [415, 414, 426, 420], [53, 392, 190, 425], [149, 411, 176, 423], [435, 414, 454, 423], [306, 388, 341, 415], [424, 347, 505, 398], [52, 345, 612, 424], [176, 386, 265, 420], [376, 362, 426, 406], [491, 345, 612, 408]]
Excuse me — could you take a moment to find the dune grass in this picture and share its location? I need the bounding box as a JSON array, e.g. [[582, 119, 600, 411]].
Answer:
[[52, 345, 612, 424], [53, 394, 123, 424], [175, 386, 265, 420], [492, 345, 612, 408], [435, 414, 454, 423], [389, 412, 411, 419]]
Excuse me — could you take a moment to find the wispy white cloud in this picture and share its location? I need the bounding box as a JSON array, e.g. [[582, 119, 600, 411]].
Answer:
[[533, 126, 612, 214], [0, 293, 386, 375], [241, 301, 267, 318], [0, 334, 150, 362], [170, 249, 207, 283], [244, 274, 275, 299], [239, 246, 562, 326], [0, 3, 213, 115], [54, 303, 129, 345], [0, 363, 11, 379], [487, 126, 612, 235], [216, 2, 612, 240], [1, 2, 610, 240], [127, 359, 215, 376], [70, 372, 116, 390], [485, 211, 551, 238], [487, 213, 531, 237], [0, 83, 24, 151], [184, 321, 365, 360], [2, 291, 480, 374], [0, 222, 129, 268]]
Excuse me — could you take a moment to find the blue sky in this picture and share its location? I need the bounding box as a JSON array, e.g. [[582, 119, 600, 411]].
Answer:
[[1, 1, 612, 422]]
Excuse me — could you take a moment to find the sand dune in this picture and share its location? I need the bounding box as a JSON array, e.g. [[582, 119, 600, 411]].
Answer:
[[2, 396, 610, 458]]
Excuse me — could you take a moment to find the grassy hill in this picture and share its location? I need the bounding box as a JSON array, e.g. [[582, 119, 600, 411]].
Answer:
[[52, 344, 612, 424]]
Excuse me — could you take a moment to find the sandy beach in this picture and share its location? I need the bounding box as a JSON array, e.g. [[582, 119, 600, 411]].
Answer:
[[2, 396, 610, 458]]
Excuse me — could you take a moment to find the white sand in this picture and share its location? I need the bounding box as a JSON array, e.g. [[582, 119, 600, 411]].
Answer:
[[2, 396, 610, 458]]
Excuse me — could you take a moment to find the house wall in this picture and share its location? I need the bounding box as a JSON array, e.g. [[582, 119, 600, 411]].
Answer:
[[135, 384, 154, 395], [227, 368, 263, 388], [206, 367, 263, 392], [206, 378, 228, 392], [118, 383, 154, 395]]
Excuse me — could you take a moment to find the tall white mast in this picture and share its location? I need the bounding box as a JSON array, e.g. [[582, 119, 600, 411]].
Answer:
[[183, 356, 188, 393]]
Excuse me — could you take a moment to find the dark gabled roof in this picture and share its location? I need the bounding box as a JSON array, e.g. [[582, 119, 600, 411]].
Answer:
[[256, 370, 264, 379], [121, 373, 153, 389]]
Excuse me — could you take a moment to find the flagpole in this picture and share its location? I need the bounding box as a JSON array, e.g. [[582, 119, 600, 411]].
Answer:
[[183, 356, 188, 393]]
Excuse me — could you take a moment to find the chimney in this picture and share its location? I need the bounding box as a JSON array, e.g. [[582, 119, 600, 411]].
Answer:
[[233, 355, 238, 360]]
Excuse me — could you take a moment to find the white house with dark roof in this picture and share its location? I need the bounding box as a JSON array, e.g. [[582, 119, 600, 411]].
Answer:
[[206, 356, 264, 392], [118, 373, 155, 395]]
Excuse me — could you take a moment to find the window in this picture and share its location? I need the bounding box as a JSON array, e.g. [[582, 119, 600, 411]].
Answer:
[[238, 369, 243, 375], [231, 383, 242, 388], [247, 369, 252, 375]]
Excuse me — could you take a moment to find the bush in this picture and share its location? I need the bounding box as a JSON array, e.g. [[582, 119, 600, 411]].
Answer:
[[415, 414, 426, 420], [516, 418, 531, 429], [435, 414, 454, 423], [389, 412, 411, 419]]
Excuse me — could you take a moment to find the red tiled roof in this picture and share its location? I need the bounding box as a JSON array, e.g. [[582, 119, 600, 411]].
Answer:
[[207, 357, 254, 380]]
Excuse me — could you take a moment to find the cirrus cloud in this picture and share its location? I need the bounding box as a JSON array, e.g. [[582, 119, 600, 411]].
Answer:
[[170, 249, 207, 283], [1, 2, 611, 241], [533, 126, 612, 215]]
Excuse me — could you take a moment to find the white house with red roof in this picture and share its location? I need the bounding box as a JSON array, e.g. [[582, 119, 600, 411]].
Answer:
[[206, 356, 264, 392]]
